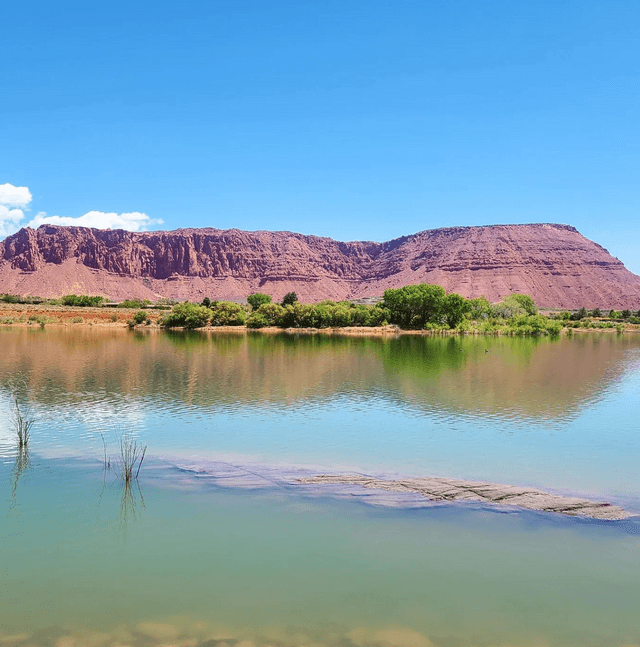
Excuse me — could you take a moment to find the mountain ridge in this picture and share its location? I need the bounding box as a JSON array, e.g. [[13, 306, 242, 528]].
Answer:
[[1, 222, 639, 308]]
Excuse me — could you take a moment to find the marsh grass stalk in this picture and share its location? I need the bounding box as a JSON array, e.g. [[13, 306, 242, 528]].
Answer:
[[12, 395, 34, 449], [116, 434, 147, 484]]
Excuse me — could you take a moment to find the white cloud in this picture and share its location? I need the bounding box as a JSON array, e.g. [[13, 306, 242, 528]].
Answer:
[[0, 182, 162, 238], [27, 210, 163, 232], [0, 183, 32, 208], [0, 205, 26, 238]]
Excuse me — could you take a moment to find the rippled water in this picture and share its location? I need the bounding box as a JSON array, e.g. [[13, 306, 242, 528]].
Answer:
[[1, 327, 639, 646]]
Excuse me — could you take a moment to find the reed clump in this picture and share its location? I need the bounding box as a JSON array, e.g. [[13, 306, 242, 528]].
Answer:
[[12, 395, 34, 449], [116, 434, 147, 485]]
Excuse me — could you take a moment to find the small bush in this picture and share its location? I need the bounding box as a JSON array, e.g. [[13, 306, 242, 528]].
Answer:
[[132, 310, 147, 325], [162, 302, 211, 329], [246, 312, 269, 328], [62, 294, 104, 307], [118, 299, 151, 309], [70, 316, 84, 323], [209, 301, 247, 326]]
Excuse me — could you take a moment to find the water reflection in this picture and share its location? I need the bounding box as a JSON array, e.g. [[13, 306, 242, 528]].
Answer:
[[0, 327, 638, 422], [10, 445, 30, 505], [118, 478, 145, 526]]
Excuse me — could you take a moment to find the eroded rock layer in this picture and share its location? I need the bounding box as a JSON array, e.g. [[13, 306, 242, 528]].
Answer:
[[1, 223, 639, 307], [298, 474, 631, 520]]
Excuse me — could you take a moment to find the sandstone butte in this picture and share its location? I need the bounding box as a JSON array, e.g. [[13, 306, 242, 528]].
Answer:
[[1, 222, 640, 309]]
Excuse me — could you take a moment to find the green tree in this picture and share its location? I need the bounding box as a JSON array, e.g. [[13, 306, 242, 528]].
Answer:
[[506, 294, 538, 316], [201, 297, 211, 308], [281, 292, 298, 307], [442, 293, 471, 328], [468, 296, 491, 320], [247, 293, 272, 311], [382, 283, 446, 328]]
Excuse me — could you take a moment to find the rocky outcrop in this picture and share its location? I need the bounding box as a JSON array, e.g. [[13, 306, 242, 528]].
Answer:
[[297, 474, 632, 520], [1, 223, 639, 307]]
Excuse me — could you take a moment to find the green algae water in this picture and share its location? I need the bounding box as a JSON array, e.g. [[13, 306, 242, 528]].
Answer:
[[1, 328, 639, 647]]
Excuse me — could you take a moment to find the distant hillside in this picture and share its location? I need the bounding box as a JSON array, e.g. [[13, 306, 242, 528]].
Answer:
[[1, 223, 639, 308]]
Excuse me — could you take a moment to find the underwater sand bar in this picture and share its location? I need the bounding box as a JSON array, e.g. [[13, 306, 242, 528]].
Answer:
[[298, 474, 632, 520]]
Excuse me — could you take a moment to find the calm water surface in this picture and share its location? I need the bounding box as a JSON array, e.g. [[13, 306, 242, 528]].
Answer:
[[1, 327, 639, 647]]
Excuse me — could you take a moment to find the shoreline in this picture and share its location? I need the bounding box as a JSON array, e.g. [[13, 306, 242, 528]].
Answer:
[[1, 303, 638, 336]]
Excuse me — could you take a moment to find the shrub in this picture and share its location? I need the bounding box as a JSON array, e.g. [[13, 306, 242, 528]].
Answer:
[[281, 292, 298, 307], [209, 301, 246, 326], [132, 310, 147, 325], [62, 294, 105, 307], [504, 294, 538, 316], [256, 303, 286, 326], [162, 302, 211, 329], [0, 294, 45, 305], [468, 297, 491, 320], [118, 299, 151, 309], [545, 321, 563, 336], [366, 304, 390, 327], [247, 293, 272, 311], [246, 312, 269, 328], [571, 307, 588, 321], [70, 316, 84, 323]]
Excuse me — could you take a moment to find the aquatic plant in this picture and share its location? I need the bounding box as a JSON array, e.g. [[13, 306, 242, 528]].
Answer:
[[116, 434, 147, 485], [11, 394, 34, 449]]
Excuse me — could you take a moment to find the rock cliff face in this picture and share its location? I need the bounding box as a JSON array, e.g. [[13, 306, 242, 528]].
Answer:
[[1, 223, 639, 308]]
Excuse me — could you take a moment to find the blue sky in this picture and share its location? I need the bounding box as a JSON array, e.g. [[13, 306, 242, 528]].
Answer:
[[2, 0, 640, 272]]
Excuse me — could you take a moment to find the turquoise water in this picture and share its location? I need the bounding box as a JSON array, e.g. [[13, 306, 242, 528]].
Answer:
[[1, 328, 639, 646]]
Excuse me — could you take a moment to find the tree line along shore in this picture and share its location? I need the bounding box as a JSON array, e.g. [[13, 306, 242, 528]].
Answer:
[[1, 284, 639, 335]]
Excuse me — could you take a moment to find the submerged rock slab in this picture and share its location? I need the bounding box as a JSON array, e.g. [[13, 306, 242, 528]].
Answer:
[[298, 474, 632, 520]]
